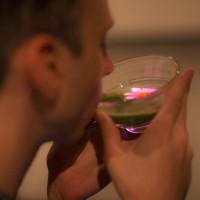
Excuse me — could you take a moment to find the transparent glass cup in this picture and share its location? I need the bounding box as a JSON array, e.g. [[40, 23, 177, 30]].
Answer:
[[98, 55, 180, 140]]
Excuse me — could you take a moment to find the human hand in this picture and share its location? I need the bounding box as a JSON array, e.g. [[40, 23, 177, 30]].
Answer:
[[47, 124, 110, 200], [97, 68, 194, 200]]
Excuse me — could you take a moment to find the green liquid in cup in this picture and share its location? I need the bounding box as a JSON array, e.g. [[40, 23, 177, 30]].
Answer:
[[99, 56, 180, 140], [99, 88, 159, 139]]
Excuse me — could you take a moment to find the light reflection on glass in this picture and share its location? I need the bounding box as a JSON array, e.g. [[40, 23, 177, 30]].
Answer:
[[125, 87, 157, 100]]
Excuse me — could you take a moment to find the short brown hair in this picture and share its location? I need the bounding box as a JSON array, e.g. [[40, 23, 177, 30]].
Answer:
[[0, 0, 82, 85]]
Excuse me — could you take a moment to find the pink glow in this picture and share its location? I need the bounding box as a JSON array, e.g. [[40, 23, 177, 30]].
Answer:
[[125, 87, 157, 100]]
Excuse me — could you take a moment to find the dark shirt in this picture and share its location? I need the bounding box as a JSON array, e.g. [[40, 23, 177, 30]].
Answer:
[[0, 189, 10, 200]]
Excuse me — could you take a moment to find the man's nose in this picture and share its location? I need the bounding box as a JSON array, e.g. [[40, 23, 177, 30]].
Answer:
[[103, 53, 114, 76]]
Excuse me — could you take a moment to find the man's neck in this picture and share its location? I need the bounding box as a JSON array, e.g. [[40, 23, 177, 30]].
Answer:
[[0, 91, 43, 198]]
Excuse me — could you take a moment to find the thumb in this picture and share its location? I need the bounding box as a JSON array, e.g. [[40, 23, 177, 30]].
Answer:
[[96, 110, 123, 155]]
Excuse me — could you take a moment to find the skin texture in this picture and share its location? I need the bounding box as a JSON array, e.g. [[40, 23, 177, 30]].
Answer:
[[0, 0, 113, 198], [46, 0, 194, 199], [47, 0, 114, 199], [47, 68, 194, 200], [0, 0, 194, 199], [47, 124, 110, 200], [97, 68, 194, 200]]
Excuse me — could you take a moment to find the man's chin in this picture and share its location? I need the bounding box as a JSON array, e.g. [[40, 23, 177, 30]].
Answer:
[[59, 116, 97, 145]]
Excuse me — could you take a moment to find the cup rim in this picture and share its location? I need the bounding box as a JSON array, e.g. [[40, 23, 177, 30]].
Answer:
[[104, 55, 180, 92], [114, 55, 180, 73]]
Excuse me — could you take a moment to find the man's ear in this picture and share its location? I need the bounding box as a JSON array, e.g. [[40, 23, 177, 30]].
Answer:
[[23, 35, 65, 103]]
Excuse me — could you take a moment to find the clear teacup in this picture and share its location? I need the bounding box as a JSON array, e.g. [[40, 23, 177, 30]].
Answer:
[[98, 55, 180, 140]]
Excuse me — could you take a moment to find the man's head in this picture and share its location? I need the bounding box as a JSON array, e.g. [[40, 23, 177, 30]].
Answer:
[[2, 0, 114, 143]]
